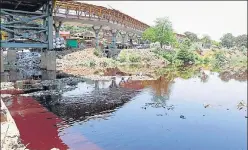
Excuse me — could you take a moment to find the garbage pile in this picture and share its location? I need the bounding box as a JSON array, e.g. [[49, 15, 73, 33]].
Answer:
[[53, 37, 66, 49], [17, 51, 41, 68], [16, 51, 42, 78]]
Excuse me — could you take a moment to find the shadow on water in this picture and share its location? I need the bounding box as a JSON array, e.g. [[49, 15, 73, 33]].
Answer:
[[33, 77, 140, 124]]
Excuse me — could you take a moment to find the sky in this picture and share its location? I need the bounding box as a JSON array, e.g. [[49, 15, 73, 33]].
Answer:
[[80, 1, 247, 41]]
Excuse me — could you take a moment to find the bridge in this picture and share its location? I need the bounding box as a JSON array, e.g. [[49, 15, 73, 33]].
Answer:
[[0, 0, 149, 71], [0, 0, 149, 72], [0, 0, 149, 49]]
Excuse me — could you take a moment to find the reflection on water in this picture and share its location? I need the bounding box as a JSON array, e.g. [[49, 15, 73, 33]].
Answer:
[[0, 69, 57, 82], [2, 66, 247, 150]]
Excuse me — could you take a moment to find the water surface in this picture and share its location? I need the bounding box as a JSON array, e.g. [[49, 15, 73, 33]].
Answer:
[[4, 69, 247, 150]]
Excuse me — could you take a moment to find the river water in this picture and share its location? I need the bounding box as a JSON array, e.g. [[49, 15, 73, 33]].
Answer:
[[2, 69, 247, 150]]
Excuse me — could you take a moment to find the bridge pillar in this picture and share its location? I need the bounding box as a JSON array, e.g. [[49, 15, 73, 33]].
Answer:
[[119, 32, 126, 45], [128, 33, 135, 48], [92, 26, 102, 48], [110, 29, 119, 49], [7, 49, 17, 66], [1, 50, 4, 73], [40, 51, 56, 71], [53, 21, 62, 38], [137, 36, 141, 45]]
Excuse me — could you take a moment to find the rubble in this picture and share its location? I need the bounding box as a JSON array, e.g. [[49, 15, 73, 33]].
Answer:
[[16, 50, 42, 78], [53, 37, 66, 49]]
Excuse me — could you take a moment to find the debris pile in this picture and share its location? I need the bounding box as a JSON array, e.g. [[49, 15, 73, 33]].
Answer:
[[16, 51, 41, 69], [16, 51, 41, 78], [53, 37, 66, 49]]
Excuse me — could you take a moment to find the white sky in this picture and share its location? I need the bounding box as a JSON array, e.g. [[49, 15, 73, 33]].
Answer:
[[80, 1, 247, 41]]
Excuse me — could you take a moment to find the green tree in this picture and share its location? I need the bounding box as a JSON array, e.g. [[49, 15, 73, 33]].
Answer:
[[201, 35, 212, 49], [142, 17, 176, 48], [211, 40, 221, 48], [142, 28, 156, 43], [235, 34, 247, 48], [184, 31, 198, 42], [176, 39, 195, 64], [220, 33, 235, 49]]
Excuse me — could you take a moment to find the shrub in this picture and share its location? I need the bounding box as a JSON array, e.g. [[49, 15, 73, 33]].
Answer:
[[203, 57, 210, 64], [211, 51, 228, 67], [129, 54, 141, 62], [118, 51, 128, 62], [94, 48, 102, 57], [176, 48, 195, 64], [161, 51, 176, 63], [89, 61, 96, 67], [79, 62, 89, 67]]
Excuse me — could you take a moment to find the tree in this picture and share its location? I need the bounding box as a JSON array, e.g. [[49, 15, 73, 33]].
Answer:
[[201, 35, 212, 49], [142, 28, 156, 43], [220, 33, 235, 49], [184, 31, 198, 42], [176, 38, 195, 64], [142, 17, 176, 48], [235, 34, 247, 48]]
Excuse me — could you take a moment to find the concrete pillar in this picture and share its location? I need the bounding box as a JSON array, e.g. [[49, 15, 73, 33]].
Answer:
[[46, 51, 56, 71], [137, 36, 141, 45], [1, 50, 4, 73], [40, 51, 56, 71], [120, 32, 126, 45], [92, 26, 102, 48], [40, 52, 46, 69], [53, 21, 62, 38], [7, 50, 17, 66], [128, 33, 134, 47], [42, 70, 56, 80], [110, 29, 119, 49], [9, 69, 18, 82], [0, 73, 9, 82]]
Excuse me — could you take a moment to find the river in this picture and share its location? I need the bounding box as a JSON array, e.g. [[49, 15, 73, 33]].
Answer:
[[2, 68, 247, 150]]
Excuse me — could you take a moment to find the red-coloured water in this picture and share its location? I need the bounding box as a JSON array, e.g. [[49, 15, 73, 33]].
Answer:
[[2, 89, 102, 150]]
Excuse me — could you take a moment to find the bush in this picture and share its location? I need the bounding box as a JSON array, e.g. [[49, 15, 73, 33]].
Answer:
[[203, 57, 210, 64], [118, 51, 128, 62], [176, 48, 195, 65], [89, 61, 96, 67], [94, 48, 102, 57], [161, 51, 176, 63], [129, 54, 141, 62], [211, 51, 228, 67]]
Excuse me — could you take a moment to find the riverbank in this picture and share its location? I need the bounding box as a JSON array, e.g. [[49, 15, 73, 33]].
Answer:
[[56, 48, 168, 80], [1, 97, 27, 150]]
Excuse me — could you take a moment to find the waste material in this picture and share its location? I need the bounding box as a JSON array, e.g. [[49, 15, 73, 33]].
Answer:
[[53, 37, 66, 49]]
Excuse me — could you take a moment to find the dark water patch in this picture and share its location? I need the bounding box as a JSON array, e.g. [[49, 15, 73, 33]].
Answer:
[[34, 87, 140, 124]]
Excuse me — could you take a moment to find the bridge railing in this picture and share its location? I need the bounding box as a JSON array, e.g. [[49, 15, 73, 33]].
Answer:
[[54, 1, 149, 32]]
